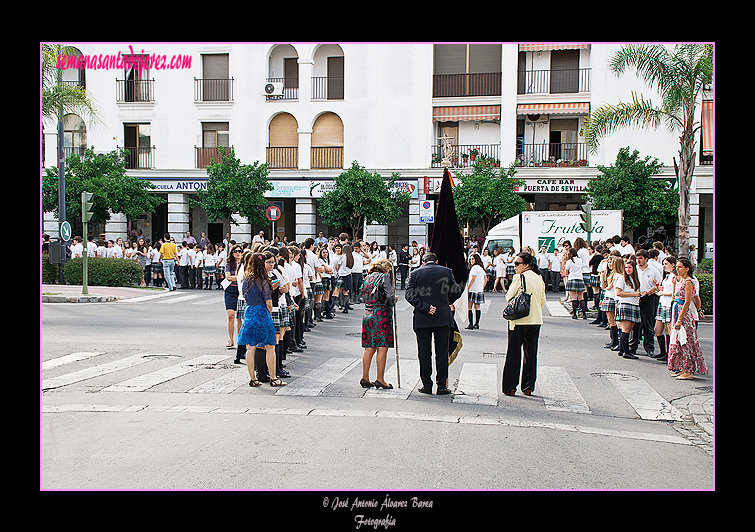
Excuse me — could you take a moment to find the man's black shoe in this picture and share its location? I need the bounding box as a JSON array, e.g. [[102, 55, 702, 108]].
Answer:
[[436, 386, 452, 395], [418, 386, 433, 394]]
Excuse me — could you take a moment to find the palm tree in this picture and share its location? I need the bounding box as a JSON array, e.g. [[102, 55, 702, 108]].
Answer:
[[41, 44, 102, 166], [583, 44, 713, 258]]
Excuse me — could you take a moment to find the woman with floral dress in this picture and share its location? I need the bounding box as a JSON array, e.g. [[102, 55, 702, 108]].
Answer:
[[667, 258, 709, 380], [359, 259, 397, 389]]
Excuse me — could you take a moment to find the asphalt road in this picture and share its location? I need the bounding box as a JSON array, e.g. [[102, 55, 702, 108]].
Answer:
[[41, 285, 714, 493]]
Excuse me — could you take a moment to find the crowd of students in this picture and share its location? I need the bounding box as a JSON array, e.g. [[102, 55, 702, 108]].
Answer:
[[468, 234, 709, 380]]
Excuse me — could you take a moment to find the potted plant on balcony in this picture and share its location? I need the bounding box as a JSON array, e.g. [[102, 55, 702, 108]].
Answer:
[[468, 148, 478, 161], [461, 152, 469, 164]]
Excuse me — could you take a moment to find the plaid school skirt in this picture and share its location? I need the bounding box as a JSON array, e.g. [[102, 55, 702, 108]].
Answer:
[[278, 298, 291, 328], [271, 306, 281, 334], [321, 277, 332, 292], [313, 281, 324, 295], [506, 264, 516, 276], [468, 291, 485, 304], [655, 303, 672, 323], [590, 274, 600, 287], [600, 295, 616, 313], [615, 300, 641, 323], [583, 273, 593, 287], [151, 262, 163, 274], [566, 277, 586, 292], [204, 265, 216, 275]]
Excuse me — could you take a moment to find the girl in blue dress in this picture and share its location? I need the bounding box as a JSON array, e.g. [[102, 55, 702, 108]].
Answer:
[[238, 251, 287, 387]]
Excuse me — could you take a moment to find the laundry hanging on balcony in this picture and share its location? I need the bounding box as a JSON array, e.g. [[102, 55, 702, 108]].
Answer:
[[433, 105, 501, 122]]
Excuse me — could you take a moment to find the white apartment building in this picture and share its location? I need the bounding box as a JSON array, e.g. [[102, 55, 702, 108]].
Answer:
[[42, 42, 713, 259]]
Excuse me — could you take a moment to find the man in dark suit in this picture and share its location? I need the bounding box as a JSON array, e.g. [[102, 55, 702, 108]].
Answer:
[[405, 252, 463, 394]]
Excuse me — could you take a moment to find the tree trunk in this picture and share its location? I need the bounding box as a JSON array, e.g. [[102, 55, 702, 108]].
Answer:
[[675, 127, 696, 259]]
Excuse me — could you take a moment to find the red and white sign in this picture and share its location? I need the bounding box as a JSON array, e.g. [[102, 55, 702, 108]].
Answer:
[[266, 205, 281, 221]]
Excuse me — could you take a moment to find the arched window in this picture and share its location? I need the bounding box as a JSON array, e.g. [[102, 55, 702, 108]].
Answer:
[[268, 113, 298, 168], [311, 112, 343, 169]]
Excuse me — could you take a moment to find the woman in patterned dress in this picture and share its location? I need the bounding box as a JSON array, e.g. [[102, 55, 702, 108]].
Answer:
[[668, 258, 709, 380], [359, 258, 397, 389]]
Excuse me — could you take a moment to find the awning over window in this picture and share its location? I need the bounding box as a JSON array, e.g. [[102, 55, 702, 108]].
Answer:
[[701, 100, 713, 155], [518, 44, 590, 52], [517, 103, 590, 115], [433, 105, 501, 122]]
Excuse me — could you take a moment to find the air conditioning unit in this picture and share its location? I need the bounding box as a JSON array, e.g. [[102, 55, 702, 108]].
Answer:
[[525, 113, 549, 124], [263, 82, 284, 96]]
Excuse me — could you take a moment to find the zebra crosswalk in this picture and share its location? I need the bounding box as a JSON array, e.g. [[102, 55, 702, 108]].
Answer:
[[42, 352, 683, 421]]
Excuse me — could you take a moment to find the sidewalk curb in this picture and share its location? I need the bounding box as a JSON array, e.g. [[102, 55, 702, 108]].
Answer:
[[42, 294, 120, 303]]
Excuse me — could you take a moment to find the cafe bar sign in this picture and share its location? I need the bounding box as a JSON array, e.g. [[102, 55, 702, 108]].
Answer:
[[514, 178, 590, 194]]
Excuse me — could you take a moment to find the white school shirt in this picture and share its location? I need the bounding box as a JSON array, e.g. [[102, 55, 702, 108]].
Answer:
[[113, 244, 124, 258], [86, 242, 97, 257], [329, 252, 340, 276], [468, 264, 486, 293], [194, 250, 204, 268], [577, 248, 591, 274], [565, 258, 583, 280], [351, 251, 364, 274], [204, 252, 215, 268], [482, 254, 492, 269], [537, 252, 549, 270], [659, 274, 675, 308], [603, 273, 616, 299], [303, 263, 313, 288], [336, 254, 353, 276], [550, 251, 562, 271], [70, 242, 83, 258], [637, 264, 662, 294], [287, 262, 302, 297], [614, 275, 639, 306], [97, 245, 107, 258], [151, 247, 161, 263], [319, 257, 331, 278], [306, 249, 320, 282]]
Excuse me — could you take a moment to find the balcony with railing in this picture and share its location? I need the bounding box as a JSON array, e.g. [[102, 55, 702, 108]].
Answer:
[[312, 77, 344, 100], [265, 78, 298, 101], [516, 142, 589, 167], [311, 147, 343, 169], [119, 146, 155, 169], [266, 147, 298, 169], [430, 144, 501, 168], [116, 79, 155, 102], [196, 146, 233, 169], [433, 72, 502, 98], [194, 78, 234, 102], [517, 68, 591, 94]]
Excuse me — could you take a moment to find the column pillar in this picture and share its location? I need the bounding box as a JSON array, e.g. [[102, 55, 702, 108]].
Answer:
[[230, 214, 252, 244], [167, 193, 189, 242], [295, 198, 316, 243], [105, 212, 128, 242]]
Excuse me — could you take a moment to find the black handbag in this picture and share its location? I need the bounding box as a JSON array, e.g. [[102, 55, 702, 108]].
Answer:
[[502, 272, 531, 320]]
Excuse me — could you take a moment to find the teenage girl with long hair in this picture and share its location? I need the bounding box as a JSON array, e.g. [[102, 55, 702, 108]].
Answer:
[[333, 244, 355, 313], [238, 250, 287, 387], [614, 259, 642, 359], [652, 255, 677, 364]]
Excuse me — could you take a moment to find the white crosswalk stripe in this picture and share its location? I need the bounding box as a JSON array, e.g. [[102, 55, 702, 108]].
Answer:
[[274, 357, 360, 396], [156, 294, 203, 304], [602, 371, 683, 421], [42, 350, 681, 423], [453, 362, 499, 405], [42, 354, 155, 390], [536, 366, 591, 414], [42, 351, 106, 370], [101, 355, 228, 392]]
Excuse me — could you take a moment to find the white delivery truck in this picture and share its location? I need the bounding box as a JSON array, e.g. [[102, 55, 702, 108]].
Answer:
[[482, 210, 623, 255]]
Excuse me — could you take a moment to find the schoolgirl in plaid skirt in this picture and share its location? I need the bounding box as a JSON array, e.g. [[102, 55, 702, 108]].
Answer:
[[613, 259, 641, 359]]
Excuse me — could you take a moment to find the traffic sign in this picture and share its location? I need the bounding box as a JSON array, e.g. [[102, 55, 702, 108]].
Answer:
[[60, 221, 72, 242], [419, 200, 434, 223], [266, 205, 281, 221]]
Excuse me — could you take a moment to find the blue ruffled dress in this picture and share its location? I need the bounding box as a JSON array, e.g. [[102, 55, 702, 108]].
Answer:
[[238, 276, 277, 348]]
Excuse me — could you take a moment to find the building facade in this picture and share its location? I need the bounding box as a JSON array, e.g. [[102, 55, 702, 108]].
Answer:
[[42, 43, 713, 258]]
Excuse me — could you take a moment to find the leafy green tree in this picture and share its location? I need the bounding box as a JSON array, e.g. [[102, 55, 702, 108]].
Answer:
[[452, 160, 526, 235], [585, 146, 678, 234], [42, 147, 164, 224], [583, 44, 713, 257], [191, 146, 273, 228], [41, 44, 100, 125], [318, 161, 412, 240]]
